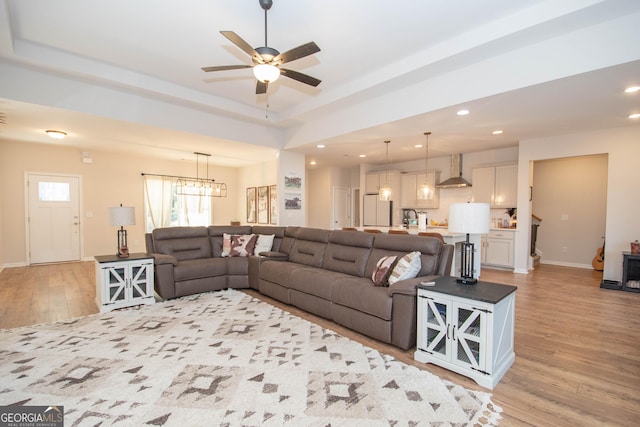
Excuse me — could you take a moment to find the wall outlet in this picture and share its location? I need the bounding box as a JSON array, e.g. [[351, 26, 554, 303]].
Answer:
[[560, 214, 569, 221], [562, 246, 568, 253]]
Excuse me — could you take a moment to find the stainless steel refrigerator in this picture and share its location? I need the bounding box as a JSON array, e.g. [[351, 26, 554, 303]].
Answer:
[[363, 194, 392, 226]]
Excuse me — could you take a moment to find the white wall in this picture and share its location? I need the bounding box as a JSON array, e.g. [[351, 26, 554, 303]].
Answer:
[[516, 126, 640, 282]]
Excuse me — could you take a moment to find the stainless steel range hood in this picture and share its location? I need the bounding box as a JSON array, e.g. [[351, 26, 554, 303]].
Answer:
[[436, 154, 472, 188]]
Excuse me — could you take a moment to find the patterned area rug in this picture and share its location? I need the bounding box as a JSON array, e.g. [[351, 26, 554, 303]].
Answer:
[[0, 289, 502, 426]]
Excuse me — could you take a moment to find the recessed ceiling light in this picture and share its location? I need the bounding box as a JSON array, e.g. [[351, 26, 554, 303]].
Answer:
[[624, 86, 640, 93], [359, 154, 366, 158], [457, 109, 470, 116], [492, 130, 503, 135], [317, 144, 325, 148], [310, 160, 317, 165], [629, 113, 640, 119], [46, 130, 67, 139], [414, 144, 423, 148]]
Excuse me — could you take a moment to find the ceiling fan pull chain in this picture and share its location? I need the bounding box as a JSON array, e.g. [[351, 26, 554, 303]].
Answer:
[[265, 93, 270, 119]]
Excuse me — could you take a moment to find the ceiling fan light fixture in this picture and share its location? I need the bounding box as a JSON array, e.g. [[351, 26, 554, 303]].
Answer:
[[253, 64, 280, 83]]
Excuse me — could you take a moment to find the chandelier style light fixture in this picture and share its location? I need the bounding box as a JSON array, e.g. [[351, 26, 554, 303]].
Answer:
[[417, 131, 432, 200], [379, 140, 393, 201], [176, 152, 227, 197]]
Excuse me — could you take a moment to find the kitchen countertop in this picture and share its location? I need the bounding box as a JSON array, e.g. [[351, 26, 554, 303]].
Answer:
[[358, 226, 517, 235]]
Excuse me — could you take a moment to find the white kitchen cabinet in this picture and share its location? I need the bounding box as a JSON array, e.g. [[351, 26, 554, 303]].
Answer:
[[365, 170, 401, 197], [415, 278, 516, 389], [472, 165, 517, 207], [400, 171, 440, 208], [481, 230, 515, 268], [95, 253, 155, 313]]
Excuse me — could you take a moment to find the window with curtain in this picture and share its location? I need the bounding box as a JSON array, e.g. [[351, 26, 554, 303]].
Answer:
[[143, 176, 212, 232]]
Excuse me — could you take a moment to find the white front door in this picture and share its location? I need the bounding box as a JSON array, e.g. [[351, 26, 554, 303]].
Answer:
[[27, 174, 81, 264]]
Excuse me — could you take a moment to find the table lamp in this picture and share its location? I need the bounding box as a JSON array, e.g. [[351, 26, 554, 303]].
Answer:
[[109, 204, 135, 257], [448, 202, 490, 284]]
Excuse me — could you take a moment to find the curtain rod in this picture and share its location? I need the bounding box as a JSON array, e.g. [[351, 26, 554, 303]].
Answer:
[[141, 173, 216, 182]]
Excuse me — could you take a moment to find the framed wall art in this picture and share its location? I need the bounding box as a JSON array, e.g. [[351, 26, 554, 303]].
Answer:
[[257, 185, 269, 224], [269, 184, 277, 224], [246, 187, 256, 223]]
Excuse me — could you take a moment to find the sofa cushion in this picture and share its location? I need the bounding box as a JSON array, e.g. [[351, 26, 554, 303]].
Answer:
[[173, 258, 226, 281], [288, 228, 330, 267], [226, 256, 250, 275], [259, 259, 305, 288], [388, 251, 422, 285], [152, 226, 211, 261], [332, 277, 393, 321], [321, 230, 373, 276], [288, 267, 352, 300]]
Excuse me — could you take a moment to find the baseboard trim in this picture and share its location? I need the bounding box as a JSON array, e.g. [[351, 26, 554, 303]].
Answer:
[[540, 260, 592, 269], [0, 262, 28, 269]]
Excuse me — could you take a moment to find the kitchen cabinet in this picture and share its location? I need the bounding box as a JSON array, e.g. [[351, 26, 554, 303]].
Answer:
[[95, 253, 155, 313], [415, 277, 516, 389], [365, 170, 400, 196], [400, 171, 440, 208], [481, 230, 515, 268], [472, 165, 517, 207]]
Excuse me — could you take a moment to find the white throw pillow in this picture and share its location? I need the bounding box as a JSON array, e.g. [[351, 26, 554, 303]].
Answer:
[[388, 251, 422, 285], [254, 234, 275, 255]]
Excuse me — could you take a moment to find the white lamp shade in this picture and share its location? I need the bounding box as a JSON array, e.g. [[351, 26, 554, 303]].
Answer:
[[448, 203, 490, 234], [253, 64, 280, 83], [109, 206, 136, 227]]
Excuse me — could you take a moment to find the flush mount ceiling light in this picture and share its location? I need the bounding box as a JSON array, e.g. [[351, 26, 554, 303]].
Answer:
[[456, 109, 470, 116], [379, 141, 393, 201], [492, 130, 503, 135], [629, 113, 640, 119], [624, 86, 640, 93], [46, 130, 67, 139], [417, 132, 432, 200]]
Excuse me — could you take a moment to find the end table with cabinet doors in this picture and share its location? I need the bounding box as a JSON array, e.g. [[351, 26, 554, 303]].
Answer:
[[95, 253, 155, 313], [415, 277, 516, 389]]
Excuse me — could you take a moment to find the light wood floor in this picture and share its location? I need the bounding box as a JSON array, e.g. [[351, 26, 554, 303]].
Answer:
[[1, 262, 639, 426]]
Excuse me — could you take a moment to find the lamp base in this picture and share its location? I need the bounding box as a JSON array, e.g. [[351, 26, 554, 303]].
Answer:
[[456, 277, 478, 285], [117, 228, 130, 258]]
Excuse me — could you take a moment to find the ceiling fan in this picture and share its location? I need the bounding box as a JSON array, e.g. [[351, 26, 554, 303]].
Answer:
[[202, 0, 321, 94]]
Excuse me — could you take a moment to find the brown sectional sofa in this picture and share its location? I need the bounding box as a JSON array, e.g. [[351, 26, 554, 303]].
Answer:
[[145, 225, 453, 350]]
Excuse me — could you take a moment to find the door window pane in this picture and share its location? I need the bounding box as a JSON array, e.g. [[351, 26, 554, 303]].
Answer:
[[39, 182, 70, 201]]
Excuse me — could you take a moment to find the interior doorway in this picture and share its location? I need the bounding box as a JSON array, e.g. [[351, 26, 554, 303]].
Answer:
[[532, 154, 607, 269], [26, 173, 82, 264]]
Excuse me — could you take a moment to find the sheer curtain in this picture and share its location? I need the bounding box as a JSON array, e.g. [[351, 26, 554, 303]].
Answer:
[[143, 175, 212, 231], [144, 176, 175, 231]]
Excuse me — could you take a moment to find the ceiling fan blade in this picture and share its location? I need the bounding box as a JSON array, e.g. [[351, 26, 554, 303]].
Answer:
[[201, 65, 252, 72], [273, 42, 320, 64], [280, 68, 321, 87], [256, 80, 268, 94], [220, 31, 262, 63]]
